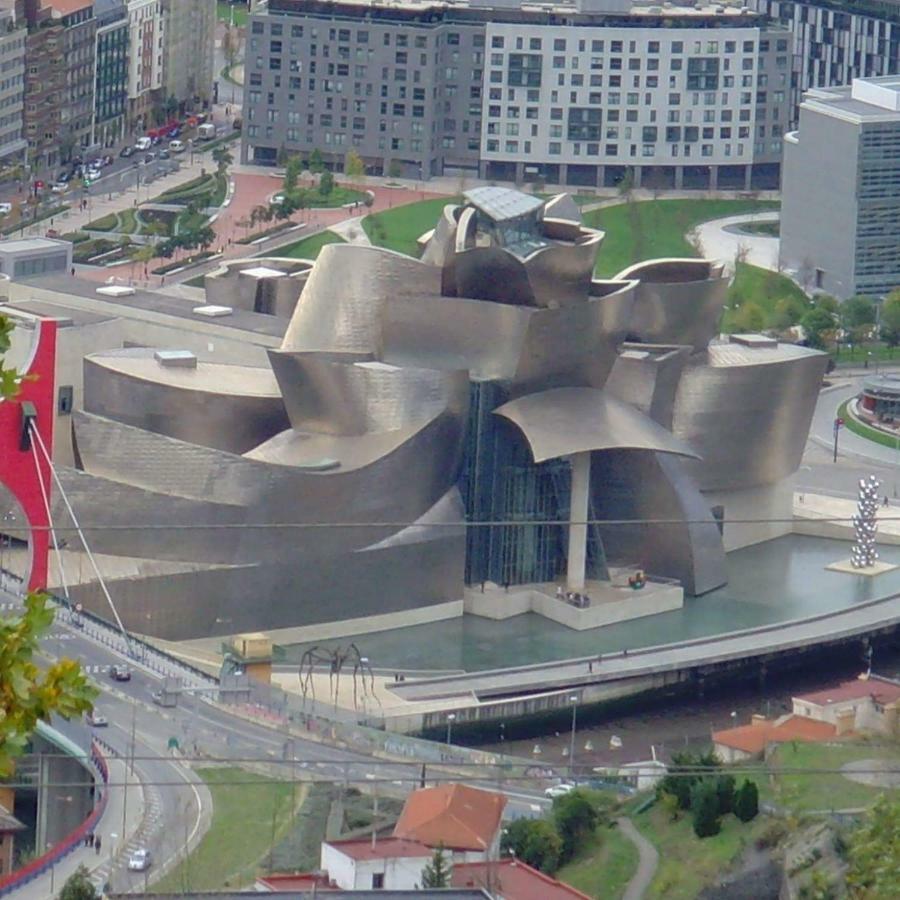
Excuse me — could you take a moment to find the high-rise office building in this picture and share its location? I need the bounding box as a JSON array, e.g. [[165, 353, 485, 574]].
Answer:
[[93, 0, 128, 146], [242, 0, 791, 191], [159, 0, 215, 115], [781, 76, 900, 299]]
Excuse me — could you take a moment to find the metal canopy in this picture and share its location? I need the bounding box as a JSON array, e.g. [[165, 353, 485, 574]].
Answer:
[[494, 386, 700, 463], [463, 186, 544, 223]]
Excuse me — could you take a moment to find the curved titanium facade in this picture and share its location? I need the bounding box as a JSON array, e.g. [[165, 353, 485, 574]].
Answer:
[[52, 189, 827, 639]]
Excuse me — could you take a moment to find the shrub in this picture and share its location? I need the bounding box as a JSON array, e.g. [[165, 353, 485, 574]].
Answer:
[[734, 779, 760, 823], [755, 819, 789, 850], [553, 790, 599, 862], [715, 774, 736, 816], [691, 780, 722, 839]]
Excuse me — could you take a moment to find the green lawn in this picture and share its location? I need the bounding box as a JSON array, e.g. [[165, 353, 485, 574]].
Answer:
[[303, 185, 367, 208], [765, 741, 900, 813], [584, 199, 780, 277], [217, 1, 247, 26], [556, 822, 639, 900], [363, 196, 460, 257], [151, 768, 303, 892], [634, 803, 767, 900], [722, 262, 811, 333], [276, 230, 346, 260]]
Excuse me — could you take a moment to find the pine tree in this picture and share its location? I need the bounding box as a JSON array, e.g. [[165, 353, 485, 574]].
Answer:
[[691, 780, 722, 839], [422, 845, 450, 888], [59, 866, 99, 900], [733, 779, 759, 823]]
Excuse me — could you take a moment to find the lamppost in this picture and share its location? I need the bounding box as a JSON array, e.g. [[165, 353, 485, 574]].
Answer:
[[446, 713, 456, 745], [568, 694, 579, 776]]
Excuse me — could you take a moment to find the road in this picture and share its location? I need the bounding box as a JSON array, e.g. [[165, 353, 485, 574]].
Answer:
[[3, 584, 549, 890]]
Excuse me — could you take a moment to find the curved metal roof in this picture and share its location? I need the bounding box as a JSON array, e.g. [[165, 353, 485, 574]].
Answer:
[[494, 387, 699, 463]]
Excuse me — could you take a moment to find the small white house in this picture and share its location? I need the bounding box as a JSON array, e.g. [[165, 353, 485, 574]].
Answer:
[[320, 837, 433, 890]]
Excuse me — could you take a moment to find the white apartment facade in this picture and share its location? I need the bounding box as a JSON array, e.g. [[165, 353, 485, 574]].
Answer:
[[125, 0, 163, 128], [480, 19, 790, 190]]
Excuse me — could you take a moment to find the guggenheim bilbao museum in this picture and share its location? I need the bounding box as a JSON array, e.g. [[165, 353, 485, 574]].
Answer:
[[30, 189, 826, 641]]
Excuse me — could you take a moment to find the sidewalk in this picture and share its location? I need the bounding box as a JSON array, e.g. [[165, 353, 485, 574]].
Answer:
[[617, 816, 659, 900], [12, 757, 144, 899]]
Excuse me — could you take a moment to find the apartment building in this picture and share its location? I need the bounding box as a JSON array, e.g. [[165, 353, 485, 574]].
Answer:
[[242, 0, 791, 191], [750, 0, 900, 129], [159, 0, 215, 114], [780, 76, 900, 299], [93, 0, 128, 146], [0, 1, 26, 167], [125, 0, 162, 130]]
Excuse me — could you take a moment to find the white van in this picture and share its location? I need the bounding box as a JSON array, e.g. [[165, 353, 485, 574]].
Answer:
[[197, 123, 216, 141], [169, 139, 186, 153], [135, 136, 152, 151]]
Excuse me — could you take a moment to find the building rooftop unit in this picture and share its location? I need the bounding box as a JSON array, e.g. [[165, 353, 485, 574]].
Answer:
[[801, 75, 900, 123]]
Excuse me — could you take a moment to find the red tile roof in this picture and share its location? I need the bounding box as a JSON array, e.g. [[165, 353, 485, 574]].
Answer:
[[713, 715, 836, 755], [326, 837, 433, 861], [452, 859, 592, 900], [795, 675, 900, 707], [257, 873, 334, 891], [393, 784, 507, 852]]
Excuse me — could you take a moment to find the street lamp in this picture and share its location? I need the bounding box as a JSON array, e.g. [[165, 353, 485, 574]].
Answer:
[[446, 713, 456, 745], [568, 694, 579, 775]]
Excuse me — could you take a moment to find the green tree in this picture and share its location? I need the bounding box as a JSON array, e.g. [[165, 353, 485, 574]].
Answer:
[[344, 149, 366, 180], [882, 291, 900, 347], [319, 170, 335, 197], [846, 794, 900, 899], [715, 774, 736, 816], [842, 295, 876, 330], [770, 295, 807, 330], [1, 312, 19, 399], [309, 148, 325, 173], [59, 865, 99, 900], [421, 845, 450, 888], [733, 301, 766, 333], [659, 790, 682, 822], [691, 780, 722, 839], [733, 779, 759, 823], [657, 750, 721, 812], [553, 790, 598, 862], [283, 154, 303, 194], [387, 159, 402, 179], [813, 294, 840, 315], [212, 147, 233, 175], [801, 307, 836, 351], [502, 818, 563, 874], [1, 593, 98, 777]]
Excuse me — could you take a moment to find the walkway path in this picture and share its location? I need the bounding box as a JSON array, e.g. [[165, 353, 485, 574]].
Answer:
[[617, 817, 659, 900], [692, 211, 781, 272]]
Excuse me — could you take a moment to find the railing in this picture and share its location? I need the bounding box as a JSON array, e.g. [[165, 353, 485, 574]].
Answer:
[[0, 740, 109, 897]]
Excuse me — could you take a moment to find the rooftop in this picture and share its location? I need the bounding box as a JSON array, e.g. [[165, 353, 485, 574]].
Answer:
[[452, 859, 592, 900], [0, 237, 69, 254], [712, 715, 837, 755], [795, 674, 900, 708], [325, 837, 434, 861], [394, 784, 507, 852], [802, 76, 900, 123], [464, 187, 543, 223]]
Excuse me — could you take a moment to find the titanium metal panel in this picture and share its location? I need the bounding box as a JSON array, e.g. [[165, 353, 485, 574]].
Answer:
[[494, 387, 700, 463], [83, 349, 289, 455], [672, 341, 828, 491], [616, 259, 728, 352]]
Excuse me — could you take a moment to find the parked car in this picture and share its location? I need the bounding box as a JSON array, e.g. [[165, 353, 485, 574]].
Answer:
[[168, 139, 185, 154], [544, 782, 575, 799], [120, 145, 135, 158], [135, 136, 152, 151], [128, 849, 152, 871], [0, 202, 12, 215], [86, 711, 108, 727], [158, 148, 170, 160], [144, 152, 156, 164], [270, 193, 285, 206], [57, 170, 73, 182], [51, 182, 68, 194], [110, 664, 131, 682]]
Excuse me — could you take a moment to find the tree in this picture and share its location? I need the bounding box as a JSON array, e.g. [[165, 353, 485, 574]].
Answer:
[[842, 295, 876, 330], [657, 750, 721, 812], [502, 818, 562, 874], [284, 154, 303, 194], [130, 243, 156, 280], [1, 312, 19, 399], [801, 307, 836, 351], [213, 147, 233, 175], [691, 780, 722, 838], [165, 94, 179, 119], [771, 295, 807, 331], [421, 845, 450, 888], [659, 790, 681, 822], [59, 865, 99, 900], [715, 774, 736, 816], [1, 593, 97, 777], [344, 149, 366, 181], [733, 779, 759, 823], [319, 170, 335, 197], [309, 148, 325, 174], [553, 790, 598, 862], [813, 294, 840, 315], [881, 291, 900, 347], [223, 24, 241, 69], [733, 301, 766, 333], [846, 794, 900, 899], [387, 159, 402, 180]]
